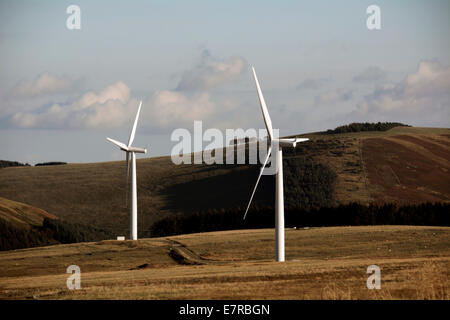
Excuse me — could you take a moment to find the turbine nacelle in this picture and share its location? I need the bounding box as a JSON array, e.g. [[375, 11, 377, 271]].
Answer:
[[106, 101, 146, 154], [126, 147, 147, 154], [106, 138, 147, 153], [276, 138, 310, 148]]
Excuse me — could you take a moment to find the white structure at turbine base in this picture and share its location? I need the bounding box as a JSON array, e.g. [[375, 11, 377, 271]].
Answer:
[[244, 67, 309, 262], [107, 101, 147, 241]]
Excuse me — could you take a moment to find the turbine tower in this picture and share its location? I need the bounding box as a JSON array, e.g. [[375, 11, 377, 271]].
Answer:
[[244, 67, 309, 262], [107, 101, 147, 240]]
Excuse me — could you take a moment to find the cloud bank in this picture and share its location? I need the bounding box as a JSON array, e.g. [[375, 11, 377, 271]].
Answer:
[[8, 51, 247, 131], [357, 60, 450, 124], [11, 81, 137, 129], [10, 73, 81, 98], [176, 50, 246, 91], [6, 58, 449, 133]]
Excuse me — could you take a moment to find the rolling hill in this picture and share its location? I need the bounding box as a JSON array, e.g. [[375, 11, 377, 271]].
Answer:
[[0, 126, 448, 238], [0, 197, 113, 251], [0, 197, 60, 250], [0, 196, 56, 229]]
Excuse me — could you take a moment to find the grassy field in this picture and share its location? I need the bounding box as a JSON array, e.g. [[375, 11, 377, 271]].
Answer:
[[0, 226, 448, 300], [0, 127, 448, 237]]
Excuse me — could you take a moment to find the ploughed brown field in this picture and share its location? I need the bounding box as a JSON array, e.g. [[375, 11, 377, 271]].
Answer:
[[361, 131, 450, 204], [0, 226, 449, 300]]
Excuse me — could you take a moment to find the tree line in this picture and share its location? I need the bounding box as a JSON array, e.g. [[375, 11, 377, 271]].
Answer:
[[149, 202, 450, 237], [0, 160, 67, 169], [325, 122, 409, 134], [0, 218, 113, 251], [0, 160, 31, 168], [35, 162, 67, 166]]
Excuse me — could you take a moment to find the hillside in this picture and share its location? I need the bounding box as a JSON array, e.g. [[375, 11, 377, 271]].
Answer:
[[0, 197, 59, 250], [297, 126, 449, 205], [0, 226, 448, 299], [0, 126, 448, 238], [0, 197, 113, 251], [0, 197, 56, 229]]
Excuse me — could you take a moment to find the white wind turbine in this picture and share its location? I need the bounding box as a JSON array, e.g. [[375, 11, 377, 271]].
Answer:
[[244, 67, 309, 262], [107, 101, 147, 240]]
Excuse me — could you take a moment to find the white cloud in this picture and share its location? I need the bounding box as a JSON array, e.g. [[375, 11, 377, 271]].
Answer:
[[75, 81, 130, 108], [176, 49, 247, 91], [9, 73, 80, 98], [11, 81, 137, 129], [10, 73, 228, 131], [149, 90, 215, 128], [357, 60, 450, 123], [8, 52, 247, 132], [1, 73, 84, 118], [11, 83, 220, 131]]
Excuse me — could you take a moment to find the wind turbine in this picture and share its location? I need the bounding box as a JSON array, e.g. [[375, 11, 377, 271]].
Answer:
[[244, 67, 309, 262], [107, 101, 147, 240]]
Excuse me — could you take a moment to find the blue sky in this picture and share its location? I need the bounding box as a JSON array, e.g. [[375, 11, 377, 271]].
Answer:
[[1, 0, 449, 163]]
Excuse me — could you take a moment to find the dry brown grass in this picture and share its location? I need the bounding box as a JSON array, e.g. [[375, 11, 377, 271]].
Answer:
[[0, 226, 448, 300]]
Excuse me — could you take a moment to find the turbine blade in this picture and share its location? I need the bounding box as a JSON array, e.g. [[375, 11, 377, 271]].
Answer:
[[243, 145, 272, 220], [252, 67, 273, 140], [128, 100, 143, 147], [107, 137, 128, 151]]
